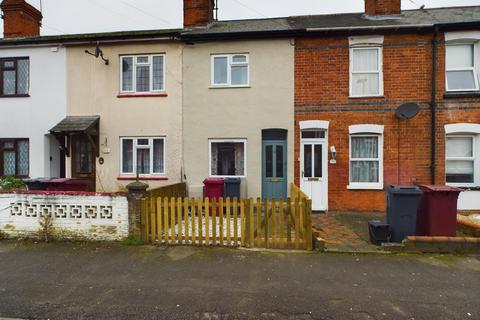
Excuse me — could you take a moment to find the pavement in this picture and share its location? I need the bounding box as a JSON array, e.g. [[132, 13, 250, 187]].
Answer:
[[312, 212, 384, 253], [0, 241, 479, 320]]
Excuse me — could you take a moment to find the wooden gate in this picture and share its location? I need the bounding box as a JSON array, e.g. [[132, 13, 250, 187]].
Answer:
[[141, 184, 313, 250]]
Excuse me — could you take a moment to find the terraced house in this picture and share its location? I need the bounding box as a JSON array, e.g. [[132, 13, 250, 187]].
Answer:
[[0, 0, 479, 214]]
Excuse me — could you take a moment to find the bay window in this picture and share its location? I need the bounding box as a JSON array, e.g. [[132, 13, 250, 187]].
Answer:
[[120, 54, 165, 94], [0, 139, 29, 177], [120, 137, 165, 176], [209, 139, 246, 177], [211, 54, 249, 87]]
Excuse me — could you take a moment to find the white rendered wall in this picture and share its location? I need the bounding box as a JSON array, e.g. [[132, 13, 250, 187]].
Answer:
[[0, 191, 128, 240], [458, 191, 480, 211], [0, 45, 67, 178]]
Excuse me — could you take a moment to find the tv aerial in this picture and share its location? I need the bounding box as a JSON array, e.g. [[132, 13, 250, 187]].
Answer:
[[85, 42, 109, 65]]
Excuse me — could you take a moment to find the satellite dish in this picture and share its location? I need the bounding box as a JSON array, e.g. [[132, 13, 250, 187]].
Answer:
[[395, 103, 420, 120]]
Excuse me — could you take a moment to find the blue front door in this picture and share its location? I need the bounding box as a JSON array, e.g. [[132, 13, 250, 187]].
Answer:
[[262, 140, 287, 200]]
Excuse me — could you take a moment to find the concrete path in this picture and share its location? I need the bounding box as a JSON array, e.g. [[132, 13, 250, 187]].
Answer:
[[0, 241, 479, 320]]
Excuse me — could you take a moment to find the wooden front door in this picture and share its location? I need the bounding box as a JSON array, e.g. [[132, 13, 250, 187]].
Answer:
[[262, 140, 287, 200], [71, 135, 95, 191]]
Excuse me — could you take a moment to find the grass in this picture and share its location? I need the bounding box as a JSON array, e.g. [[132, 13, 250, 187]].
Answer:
[[120, 236, 145, 246]]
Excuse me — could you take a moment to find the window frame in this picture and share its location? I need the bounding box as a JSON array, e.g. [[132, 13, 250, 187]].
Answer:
[[445, 42, 480, 92], [0, 138, 29, 178], [119, 54, 166, 95], [349, 47, 383, 98], [347, 133, 384, 190], [0, 56, 30, 97], [208, 138, 247, 178], [119, 136, 166, 177], [210, 53, 250, 88], [445, 134, 477, 187]]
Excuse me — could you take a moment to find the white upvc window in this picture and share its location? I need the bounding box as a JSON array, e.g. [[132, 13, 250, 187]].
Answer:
[[445, 123, 480, 187], [348, 125, 384, 190], [446, 43, 479, 92], [120, 137, 165, 176], [349, 47, 383, 97], [120, 54, 165, 94], [209, 139, 247, 178], [446, 135, 476, 186], [211, 54, 249, 87]]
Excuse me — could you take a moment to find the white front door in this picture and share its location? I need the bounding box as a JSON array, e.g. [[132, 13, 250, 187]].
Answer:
[[300, 139, 327, 211]]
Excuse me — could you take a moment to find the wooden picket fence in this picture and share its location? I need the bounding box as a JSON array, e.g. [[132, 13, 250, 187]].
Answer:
[[141, 195, 313, 250]]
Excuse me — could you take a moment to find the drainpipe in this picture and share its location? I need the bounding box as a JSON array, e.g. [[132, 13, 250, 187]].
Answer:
[[430, 27, 439, 184]]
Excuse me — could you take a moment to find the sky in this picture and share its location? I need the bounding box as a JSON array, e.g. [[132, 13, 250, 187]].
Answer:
[[1, 0, 479, 35]]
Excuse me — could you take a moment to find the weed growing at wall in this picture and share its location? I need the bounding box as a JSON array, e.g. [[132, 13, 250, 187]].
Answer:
[[0, 177, 25, 190], [38, 214, 55, 242]]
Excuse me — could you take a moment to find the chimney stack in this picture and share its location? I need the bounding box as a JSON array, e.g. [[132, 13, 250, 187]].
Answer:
[[1, 0, 42, 38], [365, 0, 401, 16], [184, 0, 215, 28]]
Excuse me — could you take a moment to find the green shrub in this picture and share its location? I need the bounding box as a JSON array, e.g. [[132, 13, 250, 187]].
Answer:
[[0, 177, 26, 190]]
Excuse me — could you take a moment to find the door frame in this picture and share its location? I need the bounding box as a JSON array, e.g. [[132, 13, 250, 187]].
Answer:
[[299, 121, 329, 211], [262, 139, 288, 200], [71, 134, 96, 191]]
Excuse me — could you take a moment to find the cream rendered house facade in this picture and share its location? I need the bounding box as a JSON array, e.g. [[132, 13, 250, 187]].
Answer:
[[182, 38, 294, 199], [61, 33, 184, 192]]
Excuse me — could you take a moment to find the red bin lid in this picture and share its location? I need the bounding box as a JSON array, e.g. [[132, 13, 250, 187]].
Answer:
[[203, 178, 225, 185], [419, 185, 462, 192]]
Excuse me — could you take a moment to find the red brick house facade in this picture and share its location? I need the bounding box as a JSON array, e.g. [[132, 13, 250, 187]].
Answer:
[[294, 3, 480, 212]]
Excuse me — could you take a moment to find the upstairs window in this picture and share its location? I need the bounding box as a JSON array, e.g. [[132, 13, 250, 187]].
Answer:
[[446, 44, 479, 92], [350, 47, 383, 97], [211, 54, 249, 87], [0, 57, 29, 97], [0, 139, 29, 177], [120, 54, 165, 94]]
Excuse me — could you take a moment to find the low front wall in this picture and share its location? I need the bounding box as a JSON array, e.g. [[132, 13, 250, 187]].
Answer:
[[0, 191, 129, 241]]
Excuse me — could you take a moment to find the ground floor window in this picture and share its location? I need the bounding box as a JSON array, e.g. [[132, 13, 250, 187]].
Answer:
[[348, 125, 384, 189], [446, 135, 476, 185], [209, 139, 246, 177], [0, 139, 29, 177], [120, 137, 165, 176]]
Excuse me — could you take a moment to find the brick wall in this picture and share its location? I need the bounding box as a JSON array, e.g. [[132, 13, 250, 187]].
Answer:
[[295, 32, 480, 212], [1, 0, 42, 38], [183, 0, 214, 28], [365, 0, 401, 16]]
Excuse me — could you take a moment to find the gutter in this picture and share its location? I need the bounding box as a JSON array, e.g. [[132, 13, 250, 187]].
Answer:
[[430, 26, 439, 184], [305, 23, 433, 32], [0, 34, 180, 47]]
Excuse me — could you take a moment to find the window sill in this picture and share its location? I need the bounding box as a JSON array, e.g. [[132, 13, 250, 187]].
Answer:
[[117, 93, 168, 98], [348, 95, 384, 99], [0, 94, 30, 98], [444, 91, 480, 99], [347, 184, 383, 190], [446, 183, 480, 190], [209, 85, 251, 89], [117, 176, 168, 181]]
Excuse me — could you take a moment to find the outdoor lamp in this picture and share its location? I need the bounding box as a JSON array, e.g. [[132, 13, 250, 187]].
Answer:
[[330, 146, 337, 164]]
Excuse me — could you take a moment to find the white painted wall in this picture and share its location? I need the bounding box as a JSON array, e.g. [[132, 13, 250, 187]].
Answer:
[[458, 191, 480, 211], [0, 45, 67, 179], [0, 191, 128, 240]]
